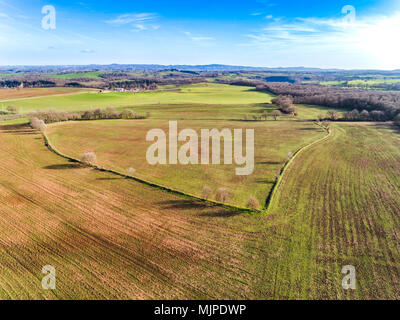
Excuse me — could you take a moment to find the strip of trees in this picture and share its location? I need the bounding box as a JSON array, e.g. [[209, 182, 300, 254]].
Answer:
[[257, 82, 400, 121], [0, 80, 56, 88], [28, 108, 146, 124]]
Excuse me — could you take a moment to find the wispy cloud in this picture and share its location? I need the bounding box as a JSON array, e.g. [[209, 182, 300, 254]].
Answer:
[[183, 31, 215, 41], [106, 13, 157, 25], [81, 49, 95, 53], [241, 12, 400, 68], [244, 13, 400, 47], [131, 24, 147, 32]]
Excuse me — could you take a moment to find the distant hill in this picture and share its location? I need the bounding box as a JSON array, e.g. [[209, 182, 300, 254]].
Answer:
[[1, 64, 400, 74]]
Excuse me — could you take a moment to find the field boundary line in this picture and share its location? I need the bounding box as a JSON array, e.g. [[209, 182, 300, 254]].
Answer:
[[264, 122, 332, 213], [41, 130, 259, 214]]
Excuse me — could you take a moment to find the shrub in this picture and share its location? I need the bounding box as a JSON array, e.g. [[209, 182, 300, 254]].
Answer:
[[244, 114, 249, 121], [7, 105, 17, 114], [215, 188, 230, 202], [247, 196, 260, 210], [202, 186, 212, 200], [81, 152, 97, 166]]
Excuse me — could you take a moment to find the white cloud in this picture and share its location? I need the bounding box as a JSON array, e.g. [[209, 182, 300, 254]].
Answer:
[[241, 12, 400, 69], [81, 49, 95, 53], [132, 24, 147, 32], [106, 13, 157, 25], [183, 31, 215, 41]]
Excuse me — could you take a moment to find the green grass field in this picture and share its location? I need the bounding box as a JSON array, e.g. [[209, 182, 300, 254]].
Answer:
[[46, 71, 105, 79], [265, 123, 400, 299], [46, 119, 326, 208], [5, 83, 273, 113], [2, 83, 347, 121]]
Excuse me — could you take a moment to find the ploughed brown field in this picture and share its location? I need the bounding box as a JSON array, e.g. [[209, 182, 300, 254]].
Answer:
[[0, 87, 90, 101], [1, 121, 399, 299], [0, 122, 270, 299]]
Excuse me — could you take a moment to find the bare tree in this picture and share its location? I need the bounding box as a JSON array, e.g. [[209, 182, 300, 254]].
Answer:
[[81, 152, 97, 166], [127, 167, 136, 175], [216, 188, 230, 202], [360, 110, 370, 121], [327, 111, 339, 121], [271, 110, 282, 120], [122, 110, 137, 119], [29, 117, 47, 131], [202, 186, 212, 200], [247, 196, 260, 210]]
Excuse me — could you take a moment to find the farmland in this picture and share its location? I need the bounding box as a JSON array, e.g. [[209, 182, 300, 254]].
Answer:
[[0, 87, 92, 102], [2, 83, 272, 113], [46, 119, 326, 207], [0, 122, 271, 299], [266, 123, 400, 299], [46, 71, 105, 80], [0, 79, 399, 300]]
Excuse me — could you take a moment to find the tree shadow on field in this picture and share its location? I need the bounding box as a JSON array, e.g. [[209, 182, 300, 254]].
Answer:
[[199, 210, 242, 218], [159, 200, 243, 218], [43, 163, 83, 170], [255, 178, 274, 184], [0, 123, 36, 135], [298, 127, 318, 131], [158, 200, 209, 210], [96, 177, 123, 181], [257, 161, 281, 165]]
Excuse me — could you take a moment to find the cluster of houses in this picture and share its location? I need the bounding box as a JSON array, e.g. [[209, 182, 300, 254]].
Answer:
[[113, 88, 142, 93]]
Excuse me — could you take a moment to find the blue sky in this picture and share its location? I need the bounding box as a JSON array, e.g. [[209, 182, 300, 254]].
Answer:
[[0, 0, 399, 69]]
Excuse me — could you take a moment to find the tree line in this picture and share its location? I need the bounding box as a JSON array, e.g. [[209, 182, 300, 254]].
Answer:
[[28, 108, 147, 124], [257, 82, 400, 121]]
